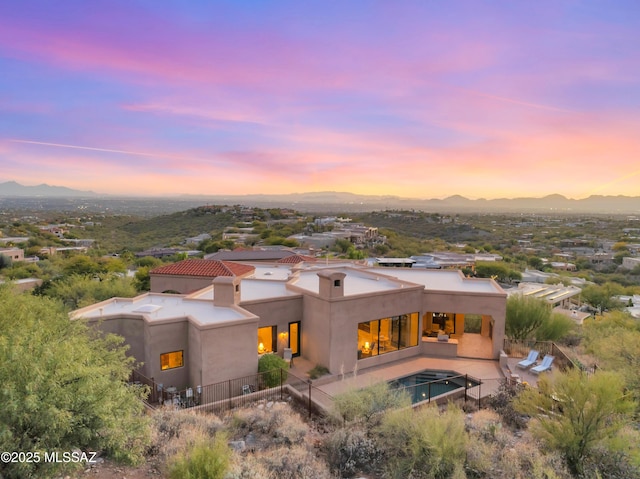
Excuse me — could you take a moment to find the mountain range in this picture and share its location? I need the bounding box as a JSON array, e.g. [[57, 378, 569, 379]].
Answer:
[[0, 181, 638, 214], [0, 181, 96, 197]]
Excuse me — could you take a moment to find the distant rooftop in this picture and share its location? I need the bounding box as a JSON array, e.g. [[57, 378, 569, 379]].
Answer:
[[510, 282, 581, 303], [205, 249, 297, 261]]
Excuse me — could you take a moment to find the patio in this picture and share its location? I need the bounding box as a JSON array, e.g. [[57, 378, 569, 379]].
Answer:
[[290, 354, 507, 407]]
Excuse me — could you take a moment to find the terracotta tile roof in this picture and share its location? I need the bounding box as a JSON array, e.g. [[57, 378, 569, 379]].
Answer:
[[276, 254, 316, 264], [150, 259, 255, 278]]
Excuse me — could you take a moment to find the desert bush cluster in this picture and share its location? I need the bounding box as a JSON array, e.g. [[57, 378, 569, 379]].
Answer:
[[144, 372, 640, 479], [149, 399, 331, 479]]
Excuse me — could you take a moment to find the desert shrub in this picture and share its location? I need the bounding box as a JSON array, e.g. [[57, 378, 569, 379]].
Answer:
[[379, 404, 467, 479], [258, 353, 288, 387], [494, 438, 571, 479], [464, 434, 498, 478], [515, 369, 636, 476], [149, 409, 223, 460], [226, 455, 273, 479], [331, 381, 411, 427], [324, 427, 383, 477], [582, 446, 640, 479], [258, 444, 333, 479], [466, 409, 507, 444], [485, 379, 527, 429], [308, 364, 330, 379], [167, 433, 230, 479], [231, 403, 307, 446]]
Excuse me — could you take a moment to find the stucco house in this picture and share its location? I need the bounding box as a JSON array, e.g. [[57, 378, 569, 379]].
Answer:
[[72, 260, 506, 392]]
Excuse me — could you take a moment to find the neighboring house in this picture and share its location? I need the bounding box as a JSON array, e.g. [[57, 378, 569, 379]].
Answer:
[[616, 294, 640, 319], [410, 252, 502, 270], [507, 282, 582, 309], [184, 233, 211, 245], [205, 248, 300, 262], [622, 257, 640, 270], [72, 261, 506, 392], [553, 307, 592, 325], [0, 237, 29, 245], [135, 248, 184, 259], [549, 262, 577, 271], [62, 238, 96, 248], [0, 278, 42, 293], [39, 246, 88, 256], [287, 233, 339, 249], [0, 247, 24, 262]]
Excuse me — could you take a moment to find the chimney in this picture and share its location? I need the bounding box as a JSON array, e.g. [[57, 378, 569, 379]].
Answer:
[[213, 276, 241, 306], [317, 270, 346, 299]]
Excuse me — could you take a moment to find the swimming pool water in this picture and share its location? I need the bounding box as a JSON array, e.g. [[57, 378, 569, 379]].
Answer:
[[389, 369, 480, 404]]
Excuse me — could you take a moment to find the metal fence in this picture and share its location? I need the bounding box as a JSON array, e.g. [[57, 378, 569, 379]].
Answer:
[[130, 367, 334, 417], [395, 374, 483, 409]]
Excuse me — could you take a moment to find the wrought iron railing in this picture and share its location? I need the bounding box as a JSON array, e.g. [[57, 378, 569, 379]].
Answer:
[[129, 367, 333, 416]]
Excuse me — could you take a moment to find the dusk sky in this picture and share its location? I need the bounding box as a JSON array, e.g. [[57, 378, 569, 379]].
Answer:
[[1, 1, 639, 199]]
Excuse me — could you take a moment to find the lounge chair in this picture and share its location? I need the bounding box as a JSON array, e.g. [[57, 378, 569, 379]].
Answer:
[[531, 355, 554, 375], [516, 350, 539, 369]]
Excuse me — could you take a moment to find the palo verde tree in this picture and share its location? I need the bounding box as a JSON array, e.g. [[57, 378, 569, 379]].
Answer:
[[0, 286, 150, 479], [515, 368, 638, 477], [505, 294, 551, 341]]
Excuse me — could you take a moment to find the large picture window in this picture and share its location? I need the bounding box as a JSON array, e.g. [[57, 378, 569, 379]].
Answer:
[[358, 313, 419, 358], [160, 350, 184, 370]]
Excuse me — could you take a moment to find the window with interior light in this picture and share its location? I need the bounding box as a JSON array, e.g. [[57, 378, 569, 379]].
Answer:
[[258, 326, 277, 354], [160, 350, 184, 370], [357, 312, 419, 358]]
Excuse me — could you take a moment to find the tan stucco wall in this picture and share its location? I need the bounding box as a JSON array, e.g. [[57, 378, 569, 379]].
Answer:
[[198, 319, 259, 386], [87, 315, 146, 373], [305, 287, 425, 375], [145, 320, 190, 389], [150, 275, 214, 294], [241, 296, 303, 355], [301, 295, 333, 370], [188, 322, 203, 389]]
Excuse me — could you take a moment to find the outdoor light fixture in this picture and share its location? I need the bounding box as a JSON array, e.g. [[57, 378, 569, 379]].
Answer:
[[196, 385, 201, 395]]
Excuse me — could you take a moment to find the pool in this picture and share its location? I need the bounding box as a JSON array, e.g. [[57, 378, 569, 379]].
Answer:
[[389, 369, 480, 404]]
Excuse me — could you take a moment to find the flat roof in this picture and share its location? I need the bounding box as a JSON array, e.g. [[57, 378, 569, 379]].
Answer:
[[249, 264, 293, 281], [290, 267, 418, 296], [376, 268, 504, 294], [189, 280, 299, 302], [73, 293, 252, 326]]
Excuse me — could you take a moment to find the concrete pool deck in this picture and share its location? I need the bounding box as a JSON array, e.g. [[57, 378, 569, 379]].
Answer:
[[291, 355, 507, 403]]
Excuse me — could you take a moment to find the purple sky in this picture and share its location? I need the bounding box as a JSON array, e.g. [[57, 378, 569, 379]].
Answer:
[[1, 1, 639, 199]]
